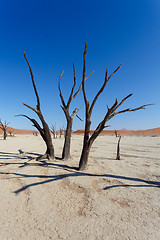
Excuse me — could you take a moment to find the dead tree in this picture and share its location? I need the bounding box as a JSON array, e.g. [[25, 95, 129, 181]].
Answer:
[[32, 131, 38, 136], [59, 128, 63, 138], [8, 129, 15, 137], [50, 124, 57, 139], [59, 64, 87, 160], [116, 135, 121, 160], [0, 120, 9, 140], [115, 130, 118, 137], [78, 42, 151, 170], [16, 52, 54, 160]]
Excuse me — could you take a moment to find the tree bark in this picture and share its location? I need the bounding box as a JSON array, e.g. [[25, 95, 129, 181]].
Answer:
[[78, 143, 90, 170], [42, 123, 54, 160], [78, 113, 91, 170], [62, 117, 73, 159], [4, 130, 7, 140], [116, 135, 121, 160]]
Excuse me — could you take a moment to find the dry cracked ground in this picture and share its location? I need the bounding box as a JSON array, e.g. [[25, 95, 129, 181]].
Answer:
[[0, 134, 160, 240]]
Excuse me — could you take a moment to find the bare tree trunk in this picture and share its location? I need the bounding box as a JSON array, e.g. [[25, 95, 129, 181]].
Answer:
[[116, 135, 121, 160], [42, 124, 54, 160], [115, 130, 118, 137], [78, 143, 90, 170], [78, 115, 92, 170], [79, 135, 93, 170], [62, 117, 73, 159], [4, 130, 7, 140]]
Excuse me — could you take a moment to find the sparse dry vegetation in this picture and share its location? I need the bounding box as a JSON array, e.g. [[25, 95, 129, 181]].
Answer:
[[0, 119, 9, 140]]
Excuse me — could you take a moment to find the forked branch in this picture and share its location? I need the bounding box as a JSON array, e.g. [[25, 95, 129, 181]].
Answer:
[[72, 70, 94, 100], [24, 52, 40, 111], [71, 106, 83, 120], [89, 63, 122, 115], [18, 52, 55, 160]]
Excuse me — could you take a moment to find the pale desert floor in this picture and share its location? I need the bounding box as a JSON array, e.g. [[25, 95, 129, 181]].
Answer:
[[0, 134, 160, 240]]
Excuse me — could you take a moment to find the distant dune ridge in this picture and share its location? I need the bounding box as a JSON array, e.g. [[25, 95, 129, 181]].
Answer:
[[0, 125, 33, 135], [73, 128, 160, 136], [1, 126, 160, 136]]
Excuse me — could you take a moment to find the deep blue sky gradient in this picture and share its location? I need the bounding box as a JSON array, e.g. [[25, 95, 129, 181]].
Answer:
[[0, 0, 160, 130]]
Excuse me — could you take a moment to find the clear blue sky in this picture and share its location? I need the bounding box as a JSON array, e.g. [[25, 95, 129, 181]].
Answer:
[[0, 0, 160, 131]]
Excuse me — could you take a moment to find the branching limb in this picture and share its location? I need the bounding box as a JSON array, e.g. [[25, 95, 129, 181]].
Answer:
[[104, 125, 111, 129], [76, 115, 83, 121], [107, 63, 123, 81], [15, 114, 44, 136], [23, 103, 38, 114], [108, 103, 153, 120], [82, 42, 88, 107], [89, 63, 122, 115], [67, 63, 76, 108], [89, 68, 108, 115], [24, 52, 40, 111], [72, 70, 94, 100], [58, 70, 66, 108], [71, 105, 83, 119], [110, 94, 133, 113]]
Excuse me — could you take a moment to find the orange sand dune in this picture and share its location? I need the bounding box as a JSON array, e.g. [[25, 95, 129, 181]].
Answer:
[[0, 125, 33, 135], [73, 127, 160, 136], [1, 125, 160, 136]]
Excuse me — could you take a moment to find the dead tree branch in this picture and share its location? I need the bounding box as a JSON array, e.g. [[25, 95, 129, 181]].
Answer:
[[16, 53, 54, 160], [58, 62, 88, 160], [78, 42, 151, 170]]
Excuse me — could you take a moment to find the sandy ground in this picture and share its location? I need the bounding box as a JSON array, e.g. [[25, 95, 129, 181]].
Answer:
[[0, 134, 160, 240]]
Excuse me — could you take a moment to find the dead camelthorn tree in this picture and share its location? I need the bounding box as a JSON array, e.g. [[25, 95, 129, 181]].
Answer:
[[50, 124, 57, 139], [115, 130, 118, 137], [59, 64, 92, 160], [16, 52, 54, 160], [59, 127, 63, 138], [116, 135, 121, 160], [8, 129, 15, 137], [78, 42, 151, 170], [32, 131, 38, 136], [0, 120, 9, 140]]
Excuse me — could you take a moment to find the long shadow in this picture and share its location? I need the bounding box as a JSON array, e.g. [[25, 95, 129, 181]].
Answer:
[[104, 184, 158, 190], [0, 166, 159, 194], [1, 152, 160, 194], [0, 151, 21, 160], [0, 152, 79, 170], [0, 151, 42, 165]]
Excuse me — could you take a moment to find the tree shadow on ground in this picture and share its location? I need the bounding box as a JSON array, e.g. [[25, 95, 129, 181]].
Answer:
[[0, 151, 42, 166], [0, 152, 160, 194], [0, 160, 159, 195]]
